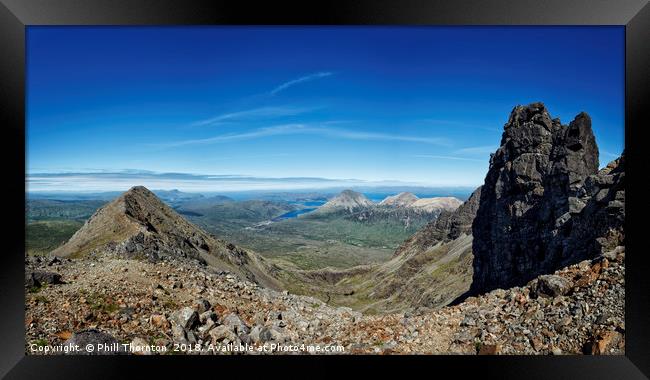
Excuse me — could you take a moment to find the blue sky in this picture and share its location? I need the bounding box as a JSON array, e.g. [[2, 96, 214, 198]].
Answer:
[[27, 26, 624, 192]]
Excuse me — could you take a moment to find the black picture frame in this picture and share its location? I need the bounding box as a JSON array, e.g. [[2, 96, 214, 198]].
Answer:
[[1, 0, 648, 378]]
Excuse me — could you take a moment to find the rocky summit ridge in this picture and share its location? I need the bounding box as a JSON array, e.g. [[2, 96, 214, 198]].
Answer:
[[379, 192, 419, 207], [379, 192, 463, 213]]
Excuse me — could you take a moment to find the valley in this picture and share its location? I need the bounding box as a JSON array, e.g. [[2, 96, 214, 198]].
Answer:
[[27, 188, 466, 270]]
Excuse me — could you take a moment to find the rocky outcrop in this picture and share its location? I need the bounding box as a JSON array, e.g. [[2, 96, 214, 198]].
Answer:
[[25, 270, 63, 288], [471, 103, 624, 294], [393, 186, 481, 257], [566, 154, 625, 256]]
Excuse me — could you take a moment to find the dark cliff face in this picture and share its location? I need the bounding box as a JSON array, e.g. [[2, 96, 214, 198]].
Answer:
[[470, 103, 624, 294], [427, 186, 482, 243], [393, 186, 481, 257]]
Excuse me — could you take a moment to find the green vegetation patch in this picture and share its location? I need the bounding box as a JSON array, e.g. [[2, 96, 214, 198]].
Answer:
[[85, 291, 120, 314], [26, 220, 83, 255], [26, 199, 104, 221]]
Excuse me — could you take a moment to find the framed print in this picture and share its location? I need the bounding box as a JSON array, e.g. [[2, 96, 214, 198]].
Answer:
[[1, 0, 648, 378]]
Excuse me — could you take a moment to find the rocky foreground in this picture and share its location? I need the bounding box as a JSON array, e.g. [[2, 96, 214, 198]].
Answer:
[[25, 244, 624, 355]]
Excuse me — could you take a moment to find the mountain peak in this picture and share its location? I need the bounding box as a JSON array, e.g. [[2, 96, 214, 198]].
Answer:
[[410, 197, 463, 213], [339, 189, 364, 198], [123, 185, 155, 198], [379, 192, 463, 213], [51, 186, 280, 288], [506, 102, 550, 129], [379, 192, 418, 207], [318, 189, 373, 213]]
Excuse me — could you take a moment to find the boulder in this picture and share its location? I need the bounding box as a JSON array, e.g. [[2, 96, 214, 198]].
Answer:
[[222, 313, 250, 334], [170, 307, 199, 330], [47, 256, 62, 266], [196, 318, 216, 339], [171, 324, 188, 344], [199, 311, 218, 324], [209, 325, 238, 344], [26, 271, 63, 288], [249, 325, 263, 343], [534, 275, 573, 298], [583, 330, 624, 355], [63, 329, 127, 355], [259, 326, 289, 343]]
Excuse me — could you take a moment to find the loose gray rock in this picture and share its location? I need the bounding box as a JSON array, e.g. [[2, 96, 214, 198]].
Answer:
[[193, 299, 211, 314], [259, 326, 288, 343], [535, 275, 573, 298], [47, 256, 62, 266], [222, 313, 250, 334], [209, 325, 238, 344], [171, 324, 188, 344], [170, 307, 199, 330]]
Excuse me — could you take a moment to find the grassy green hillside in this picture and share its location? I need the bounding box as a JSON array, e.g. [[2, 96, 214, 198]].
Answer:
[[26, 199, 106, 255], [26, 220, 84, 255]]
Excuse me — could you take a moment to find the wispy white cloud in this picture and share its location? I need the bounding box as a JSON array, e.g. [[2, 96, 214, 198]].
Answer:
[[154, 124, 450, 148], [421, 119, 501, 132], [191, 106, 316, 127], [319, 129, 450, 145], [200, 153, 293, 162], [599, 150, 623, 169], [27, 170, 422, 193], [157, 124, 306, 147], [454, 145, 497, 155], [270, 72, 333, 95], [600, 150, 621, 159], [412, 154, 485, 162]]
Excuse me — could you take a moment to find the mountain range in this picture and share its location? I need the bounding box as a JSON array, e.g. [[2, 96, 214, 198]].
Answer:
[[316, 189, 462, 215]]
